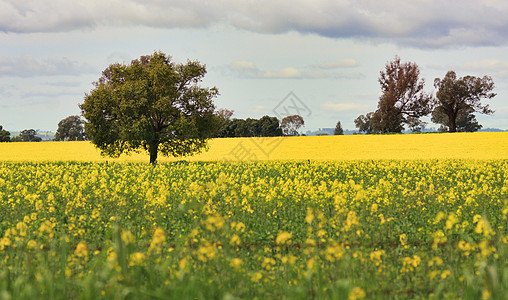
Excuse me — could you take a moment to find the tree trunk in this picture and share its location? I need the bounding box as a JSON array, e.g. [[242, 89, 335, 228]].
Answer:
[[149, 142, 158, 165], [448, 112, 457, 133]]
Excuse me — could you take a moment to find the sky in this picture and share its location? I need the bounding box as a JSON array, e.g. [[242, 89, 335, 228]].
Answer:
[[1, 0, 508, 132]]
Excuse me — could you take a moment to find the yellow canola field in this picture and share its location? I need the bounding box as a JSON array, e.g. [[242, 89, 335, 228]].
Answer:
[[0, 131, 507, 162]]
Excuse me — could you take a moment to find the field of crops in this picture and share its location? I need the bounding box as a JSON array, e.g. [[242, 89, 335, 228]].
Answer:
[[1, 132, 507, 162], [1, 133, 508, 299]]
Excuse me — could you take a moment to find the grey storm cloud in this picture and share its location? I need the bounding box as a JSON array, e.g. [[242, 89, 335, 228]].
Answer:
[[1, 0, 508, 48]]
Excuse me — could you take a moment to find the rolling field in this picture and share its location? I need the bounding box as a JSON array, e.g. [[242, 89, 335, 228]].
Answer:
[[1, 132, 508, 299]]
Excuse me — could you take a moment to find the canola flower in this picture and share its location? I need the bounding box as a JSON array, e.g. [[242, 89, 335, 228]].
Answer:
[[0, 159, 507, 298]]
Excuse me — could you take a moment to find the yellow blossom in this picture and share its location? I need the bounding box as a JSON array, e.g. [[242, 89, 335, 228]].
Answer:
[[434, 211, 446, 224], [445, 213, 458, 230], [276, 231, 292, 245], [16, 222, 28, 237], [229, 258, 242, 269], [345, 211, 359, 231], [399, 233, 409, 249], [129, 252, 146, 267], [74, 241, 88, 258], [229, 234, 241, 246], [428, 256, 443, 267], [441, 270, 451, 279], [370, 250, 385, 266], [348, 287, 366, 300], [401, 255, 421, 273], [305, 208, 314, 224], [251, 272, 262, 283], [149, 227, 166, 252]]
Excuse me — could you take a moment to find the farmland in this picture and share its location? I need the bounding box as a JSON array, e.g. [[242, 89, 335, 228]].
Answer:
[[0, 132, 507, 162], [1, 133, 508, 299]]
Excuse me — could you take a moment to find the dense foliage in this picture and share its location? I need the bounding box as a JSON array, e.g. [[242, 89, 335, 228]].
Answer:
[[433, 71, 496, 133], [355, 56, 433, 134], [55, 115, 86, 141], [216, 116, 282, 138], [0, 125, 10, 142], [80, 51, 219, 164], [281, 115, 304, 136], [12, 129, 42, 142]]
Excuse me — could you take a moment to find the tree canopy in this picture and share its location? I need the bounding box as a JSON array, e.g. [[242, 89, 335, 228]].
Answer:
[[55, 115, 86, 141], [80, 51, 219, 164], [375, 56, 433, 133], [216, 116, 282, 138], [16, 129, 42, 142], [355, 56, 433, 134], [0, 125, 10, 142], [433, 71, 495, 133], [281, 115, 304, 136]]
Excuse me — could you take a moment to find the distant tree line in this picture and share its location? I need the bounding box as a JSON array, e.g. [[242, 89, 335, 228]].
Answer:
[[0, 128, 43, 142], [215, 114, 283, 137], [214, 109, 309, 138], [0, 115, 86, 143], [2, 55, 496, 152], [0, 125, 10, 142]]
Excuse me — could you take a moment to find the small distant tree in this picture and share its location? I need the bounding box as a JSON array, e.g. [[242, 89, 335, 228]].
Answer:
[[55, 115, 86, 141], [433, 71, 496, 133], [0, 125, 10, 142], [281, 115, 304, 136], [334, 121, 344, 135], [20, 129, 42, 142]]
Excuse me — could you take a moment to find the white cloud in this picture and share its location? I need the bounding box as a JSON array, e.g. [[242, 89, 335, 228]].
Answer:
[[226, 60, 363, 79], [2, 0, 508, 48], [322, 102, 369, 112], [317, 59, 359, 69], [263, 67, 302, 79], [462, 60, 508, 78], [0, 55, 94, 77], [230, 61, 257, 71], [227, 61, 303, 79]]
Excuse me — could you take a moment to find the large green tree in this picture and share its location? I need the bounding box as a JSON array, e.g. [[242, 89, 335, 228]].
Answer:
[[80, 52, 219, 164], [55, 115, 86, 141], [375, 56, 433, 133], [433, 71, 495, 133], [0, 125, 10, 142]]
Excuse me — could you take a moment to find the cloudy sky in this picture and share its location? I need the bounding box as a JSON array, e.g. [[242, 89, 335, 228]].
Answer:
[[1, 0, 507, 132]]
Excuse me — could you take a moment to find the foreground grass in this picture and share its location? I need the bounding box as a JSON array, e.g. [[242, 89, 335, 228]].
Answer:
[[0, 131, 507, 163], [1, 160, 508, 299]]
